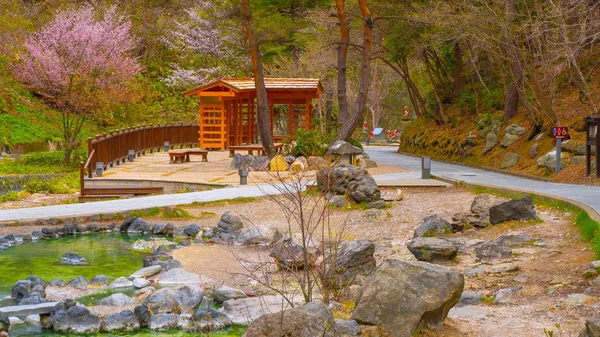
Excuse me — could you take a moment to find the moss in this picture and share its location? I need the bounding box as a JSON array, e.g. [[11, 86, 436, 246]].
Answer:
[[190, 196, 257, 207]]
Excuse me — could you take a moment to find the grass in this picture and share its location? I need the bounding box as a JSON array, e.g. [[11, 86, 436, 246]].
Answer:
[[0, 150, 84, 175], [468, 185, 600, 259], [190, 196, 257, 207]]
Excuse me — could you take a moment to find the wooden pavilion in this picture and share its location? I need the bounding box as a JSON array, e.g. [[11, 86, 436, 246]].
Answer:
[[183, 78, 322, 150]]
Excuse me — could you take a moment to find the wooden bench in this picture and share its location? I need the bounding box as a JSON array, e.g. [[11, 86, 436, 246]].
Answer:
[[229, 143, 283, 157], [169, 149, 208, 163]]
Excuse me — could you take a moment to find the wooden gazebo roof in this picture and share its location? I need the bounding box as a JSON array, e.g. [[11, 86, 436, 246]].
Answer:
[[183, 78, 323, 97]]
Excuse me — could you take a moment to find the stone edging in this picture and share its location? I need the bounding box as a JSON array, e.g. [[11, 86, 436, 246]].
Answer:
[[436, 176, 600, 223]]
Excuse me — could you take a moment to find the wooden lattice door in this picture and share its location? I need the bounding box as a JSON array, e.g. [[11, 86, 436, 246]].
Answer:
[[198, 103, 226, 149]]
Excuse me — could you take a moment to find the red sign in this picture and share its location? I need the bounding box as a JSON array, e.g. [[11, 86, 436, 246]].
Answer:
[[552, 126, 569, 139], [403, 109, 409, 116], [369, 130, 374, 138]]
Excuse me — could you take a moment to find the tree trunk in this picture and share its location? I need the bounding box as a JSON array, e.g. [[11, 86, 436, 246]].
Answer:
[[452, 42, 466, 98], [241, 0, 275, 158], [336, 0, 373, 141], [502, 0, 519, 122], [422, 51, 446, 123], [335, 0, 350, 125]]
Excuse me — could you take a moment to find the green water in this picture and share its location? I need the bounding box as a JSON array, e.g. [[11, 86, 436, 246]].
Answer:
[[0, 233, 149, 298]]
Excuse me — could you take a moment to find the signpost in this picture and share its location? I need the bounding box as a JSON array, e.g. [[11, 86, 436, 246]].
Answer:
[[585, 116, 600, 178], [551, 126, 569, 174]]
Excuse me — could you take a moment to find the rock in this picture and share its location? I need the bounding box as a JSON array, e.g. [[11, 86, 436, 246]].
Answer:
[[414, 215, 453, 238], [132, 239, 153, 252], [505, 124, 526, 135], [488, 262, 519, 273], [572, 156, 587, 165], [483, 133, 497, 154], [109, 277, 134, 288], [357, 158, 377, 168], [213, 286, 247, 302], [244, 301, 337, 337], [407, 237, 458, 262], [494, 232, 534, 246], [328, 195, 346, 208], [448, 305, 492, 320], [500, 133, 519, 147], [158, 268, 204, 285], [184, 224, 200, 237], [90, 275, 109, 285], [566, 293, 593, 306], [144, 285, 203, 315], [0, 313, 8, 333], [222, 295, 302, 325], [133, 278, 151, 289], [475, 241, 512, 262], [128, 217, 152, 234], [230, 153, 244, 169], [270, 235, 319, 269], [192, 305, 232, 332], [233, 224, 281, 246], [352, 260, 464, 337], [270, 155, 290, 172], [19, 294, 48, 305], [163, 223, 176, 236], [86, 223, 101, 232], [317, 164, 380, 203], [134, 305, 151, 328], [250, 155, 270, 171], [530, 143, 539, 158], [98, 293, 137, 306], [52, 305, 100, 334], [152, 224, 166, 235], [149, 313, 178, 331], [11, 280, 31, 300], [494, 287, 521, 304], [213, 211, 245, 243], [284, 155, 296, 164], [366, 200, 386, 209], [134, 286, 155, 302], [580, 316, 600, 337], [67, 276, 88, 290], [49, 280, 66, 287], [144, 255, 182, 271], [470, 194, 497, 221], [501, 152, 520, 169], [131, 265, 162, 278], [335, 318, 361, 336], [326, 240, 376, 288], [307, 156, 329, 170], [291, 157, 307, 172], [61, 252, 88, 266], [489, 195, 537, 224], [457, 291, 482, 306], [100, 309, 140, 332]]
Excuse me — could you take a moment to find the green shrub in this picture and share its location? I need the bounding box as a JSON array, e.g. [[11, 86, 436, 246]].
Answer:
[[289, 129, 327, 157], [23, 173, 79, 194], [0, 191, 21, 202]]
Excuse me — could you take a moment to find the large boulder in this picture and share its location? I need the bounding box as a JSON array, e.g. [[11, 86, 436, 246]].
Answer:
[[149, 313, 178, 331], [120, 217, 151, 234], [11, 280, 32, 300], [270, 235, 319, 269], [131, 265, 162, 278], [413, 215, 453, 238], [470, 194, 495, 221], [580, 316, 600, 337], [100, 309, 140, 332], [244, 301, 338, 337], [307, 156, 329, 170], [500, 133, 519, 147], [143, 285, 204, 315], [482, 133, 497, 154], [158, 268, 206, 285], [352, 260, 464, 337], [505, 124, 526, 136], [233, 224, 281, 246], [213, 211, 245, 243], [270, 155, 290, 172], [67, 276, 89, 290], [407, 238, 458, 262], [191, 304, 233, 332], [98, 293, 137, 306], [317, 164, 380, 203], [222, 295, 302, 325], [326, 240, 376, 288], [52, 305, 101, 334], [501, 152, 520, 169], [489, 195, 537, 224], [213, 286, 247, 303]]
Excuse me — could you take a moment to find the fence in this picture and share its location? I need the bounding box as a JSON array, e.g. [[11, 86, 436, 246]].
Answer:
[[80, 122, 199, 195]]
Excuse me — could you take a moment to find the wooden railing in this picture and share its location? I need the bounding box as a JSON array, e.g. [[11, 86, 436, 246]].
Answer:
[[80, 122, 199, 196]]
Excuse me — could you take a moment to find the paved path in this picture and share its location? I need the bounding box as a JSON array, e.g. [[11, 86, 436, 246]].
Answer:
[[366, 146, 600, 215]]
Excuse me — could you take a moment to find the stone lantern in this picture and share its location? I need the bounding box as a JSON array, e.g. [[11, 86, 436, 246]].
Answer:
[[326, 140, 363, 165]]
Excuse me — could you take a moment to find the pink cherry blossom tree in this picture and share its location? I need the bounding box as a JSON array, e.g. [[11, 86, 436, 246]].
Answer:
[[14, 6, 141, 164]]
